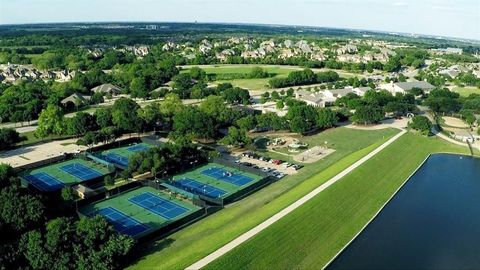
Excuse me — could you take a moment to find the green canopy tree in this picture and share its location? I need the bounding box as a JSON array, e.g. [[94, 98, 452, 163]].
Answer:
[[35, 104, 65, 139]]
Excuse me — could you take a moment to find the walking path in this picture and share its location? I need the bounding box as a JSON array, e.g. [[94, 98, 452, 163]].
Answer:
[[186, 129, 407, 270]]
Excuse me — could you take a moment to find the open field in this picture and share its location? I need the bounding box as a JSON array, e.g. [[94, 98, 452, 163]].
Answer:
[[127, 127, 398, 269], [204, 133, 472, 270], [180, 64, 362, 90], [452, 86, 480, 97]]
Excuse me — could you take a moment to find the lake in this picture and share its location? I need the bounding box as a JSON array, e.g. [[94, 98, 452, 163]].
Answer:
[[327, 154, 480, 270]]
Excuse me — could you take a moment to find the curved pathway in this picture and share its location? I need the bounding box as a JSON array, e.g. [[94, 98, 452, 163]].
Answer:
[[186, 129, 407, 270]]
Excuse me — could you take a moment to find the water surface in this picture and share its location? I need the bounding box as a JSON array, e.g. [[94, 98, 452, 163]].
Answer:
[[328, 154, 480, 270]]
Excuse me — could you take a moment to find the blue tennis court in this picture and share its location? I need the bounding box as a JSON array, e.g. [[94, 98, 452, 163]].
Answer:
[[202, 167, 253, 186], [60, 163, 103, 181], [127, 144, 150, 153], [24, 172, 64, 192], [173, 178, 226, 198], [129, 192, 189, 219], [103, 153, 129, 167], [96, 207, 149, 237]]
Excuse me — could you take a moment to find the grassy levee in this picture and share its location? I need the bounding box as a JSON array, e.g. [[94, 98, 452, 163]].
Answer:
[[205, 133, 472, 270], [127, 128, 398, 269]]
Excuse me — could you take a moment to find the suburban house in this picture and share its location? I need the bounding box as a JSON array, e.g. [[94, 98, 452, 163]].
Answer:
[[61, 93, 91, 107], [90, 83, 122, 95], [295, 90, 331, 107], [296, 86, 373, 107], [380, 81, 435, 95]]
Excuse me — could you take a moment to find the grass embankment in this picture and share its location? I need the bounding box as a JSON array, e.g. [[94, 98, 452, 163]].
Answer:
[[206, 133, 471, 270], [127, 127, 398, 269], [17, 130, 71, 146]]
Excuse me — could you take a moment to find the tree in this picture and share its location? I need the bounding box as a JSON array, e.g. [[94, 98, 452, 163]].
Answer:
[[236, 115, 257, 131], [172, 73, 195, 99], [220, 127, 252, 147], [317, 108, 338, 129], [172, 106, 215, 139], [0, 128, 22, 150], [189, 67, 206, 81], [104, 175, 114, 186], [94, 107, 113, 129], [276, 100, 284, 109], [222, 87, 251, 105], [286, 105, 318, 133], [130, 77, 149, 99], [424, 89, 460, 113], [21, 216, 134, 270], [408, 115, 432, 135], [66, 112, 96, 137], [111, 98, 141, 133], [351, 105, 384, 125], [35, 104, 65, 139]]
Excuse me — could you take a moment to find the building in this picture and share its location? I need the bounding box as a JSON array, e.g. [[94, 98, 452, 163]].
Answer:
[[380, 81, 435, 95], [295, 90, 330, 107], [61, 93, 91, 107], [90, 83, 122, 95]]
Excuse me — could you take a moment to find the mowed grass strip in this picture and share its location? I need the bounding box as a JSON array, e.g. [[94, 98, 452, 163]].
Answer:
[[205, 133, 471, 270], [127, 128, 398, 270]]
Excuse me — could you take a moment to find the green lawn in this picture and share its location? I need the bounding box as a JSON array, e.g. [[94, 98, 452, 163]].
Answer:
[[127, 127, 398, 269], [180, 64, 362, 90], [452, 86, 480, 97], [205, 133, 472, 270], [17, 130, 71, 146]]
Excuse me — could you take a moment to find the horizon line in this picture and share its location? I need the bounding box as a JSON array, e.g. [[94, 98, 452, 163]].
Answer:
[[1, 20, 479, 43]]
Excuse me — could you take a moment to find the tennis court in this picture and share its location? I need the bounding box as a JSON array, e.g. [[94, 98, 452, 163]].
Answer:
[[60, 163, 103, 181], [172, 178, 226, 198], [127, 144, 150, 153], [129, 192, 189, 219], [97, 142, 152, 167], [23, 172, 64, 192], [103, 153, 129, 167], [202, 167, 254, 186], [96, 207, 150, 237], [79, 186, 202, 238], [169, 163, 263, 199], [21, 158, 110, 192]]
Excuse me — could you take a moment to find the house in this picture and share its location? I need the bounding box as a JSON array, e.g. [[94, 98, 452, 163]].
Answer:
[[91, 83, 122, 95], [353, 87, 372, 96], [295, 90, 332, 107], [380, 81, 435, 95], [324, 87, 355, 99], [61, 93, 91, 107]]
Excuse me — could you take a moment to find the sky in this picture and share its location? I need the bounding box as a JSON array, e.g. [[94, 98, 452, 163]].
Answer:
[[1, 0, 479, 40]]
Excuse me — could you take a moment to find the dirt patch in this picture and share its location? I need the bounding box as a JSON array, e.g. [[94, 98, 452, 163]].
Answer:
[[293, 146, 335, 163], [442, 117, 469, 128]]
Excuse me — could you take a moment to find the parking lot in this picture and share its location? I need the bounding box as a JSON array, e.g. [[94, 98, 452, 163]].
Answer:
[[235, 152, 303, 178]]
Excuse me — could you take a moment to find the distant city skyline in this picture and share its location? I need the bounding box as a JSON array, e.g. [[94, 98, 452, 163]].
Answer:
[[0, 0, 479, 40]]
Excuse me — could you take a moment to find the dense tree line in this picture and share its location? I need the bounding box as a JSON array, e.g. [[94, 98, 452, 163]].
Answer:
[[0, 164, 134, 269], [127, 142, 207, 177], [268, 69, 340, 88]]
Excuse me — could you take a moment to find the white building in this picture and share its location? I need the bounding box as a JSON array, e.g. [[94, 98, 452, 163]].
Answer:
[[380, 81, 435, 95]]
